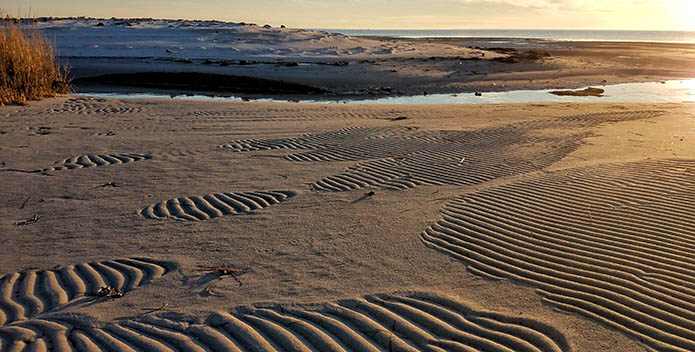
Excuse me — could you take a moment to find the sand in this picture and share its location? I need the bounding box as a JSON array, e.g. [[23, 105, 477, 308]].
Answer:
[[1, 97, 694, 351]]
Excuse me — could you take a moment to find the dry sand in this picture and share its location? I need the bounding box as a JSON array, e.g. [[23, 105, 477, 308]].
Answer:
[[1, 97, 694, 351]]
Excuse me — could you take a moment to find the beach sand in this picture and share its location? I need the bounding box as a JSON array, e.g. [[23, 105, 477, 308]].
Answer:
[[1, 97, 694, 351]]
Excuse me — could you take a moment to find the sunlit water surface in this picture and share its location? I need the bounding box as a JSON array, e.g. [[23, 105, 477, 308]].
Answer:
[[79, 79, 695, 104]]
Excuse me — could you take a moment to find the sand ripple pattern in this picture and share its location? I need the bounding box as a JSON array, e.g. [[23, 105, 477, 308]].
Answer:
[[43, 153, 152, 172], [187, 107, 412, 122], [422, 159, 695, 352], [0, 258, 174, 326], [220, 126, 420, 152], [309, 111, 663, 191], [0, 292, 568, 352], [41, 97, 144, 116], [140, 191, 296, 221]]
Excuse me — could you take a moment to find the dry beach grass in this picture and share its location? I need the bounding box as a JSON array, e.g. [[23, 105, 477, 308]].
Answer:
[[0, 19, 69, 105]]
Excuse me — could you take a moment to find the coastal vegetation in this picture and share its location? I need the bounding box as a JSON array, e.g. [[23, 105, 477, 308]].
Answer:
[[0, 18, 69, 105]]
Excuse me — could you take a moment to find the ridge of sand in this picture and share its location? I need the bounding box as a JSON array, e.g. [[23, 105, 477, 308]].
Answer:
[[221, 111, 665, 191], [423, 159, 695, 352], [0, 289, 568, 352], [43, 154, 153, 172], [140, 191, 296, 222], [0, 258, 174, 326]]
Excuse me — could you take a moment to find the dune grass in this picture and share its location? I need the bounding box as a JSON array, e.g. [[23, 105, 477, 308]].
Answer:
[[1, 18, 70, 105]]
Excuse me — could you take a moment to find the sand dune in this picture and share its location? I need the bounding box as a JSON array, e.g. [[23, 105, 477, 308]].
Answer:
[[0, 292, 568, 352], [34, 18, 501, 64], [422, 159, 695, 352], [140, 191, 296, 221], [0, 258, 174, 326]]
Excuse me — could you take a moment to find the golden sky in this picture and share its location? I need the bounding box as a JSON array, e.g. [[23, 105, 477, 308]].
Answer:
[[2, 0, 693, 30]]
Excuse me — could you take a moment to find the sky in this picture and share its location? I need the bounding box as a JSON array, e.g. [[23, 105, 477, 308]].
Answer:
[[1, 0, 693, 30]]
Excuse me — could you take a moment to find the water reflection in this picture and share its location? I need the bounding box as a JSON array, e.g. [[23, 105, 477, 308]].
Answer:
[[683, 79, 695, 102], [79, 79, 695, 104]]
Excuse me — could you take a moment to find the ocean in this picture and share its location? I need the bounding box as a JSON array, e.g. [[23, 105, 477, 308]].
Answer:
[[319, 29, 695, 44]]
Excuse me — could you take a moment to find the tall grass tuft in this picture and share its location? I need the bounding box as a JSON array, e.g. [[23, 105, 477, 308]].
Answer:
[[0, 18, 70, 105]]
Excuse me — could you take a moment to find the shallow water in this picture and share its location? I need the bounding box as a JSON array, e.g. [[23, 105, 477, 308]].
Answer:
[[79, 79, 695, 105], [320, 29, 695, 44]]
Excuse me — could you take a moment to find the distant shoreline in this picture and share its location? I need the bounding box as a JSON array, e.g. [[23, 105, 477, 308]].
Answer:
[[316, 29, 695, 44], [22, 17, 692, 98], [7, 17, 692, 44], [65, 39, 695, 99]]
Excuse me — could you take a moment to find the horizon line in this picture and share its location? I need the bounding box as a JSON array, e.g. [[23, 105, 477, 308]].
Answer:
[[5, 16, 693, 32]]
